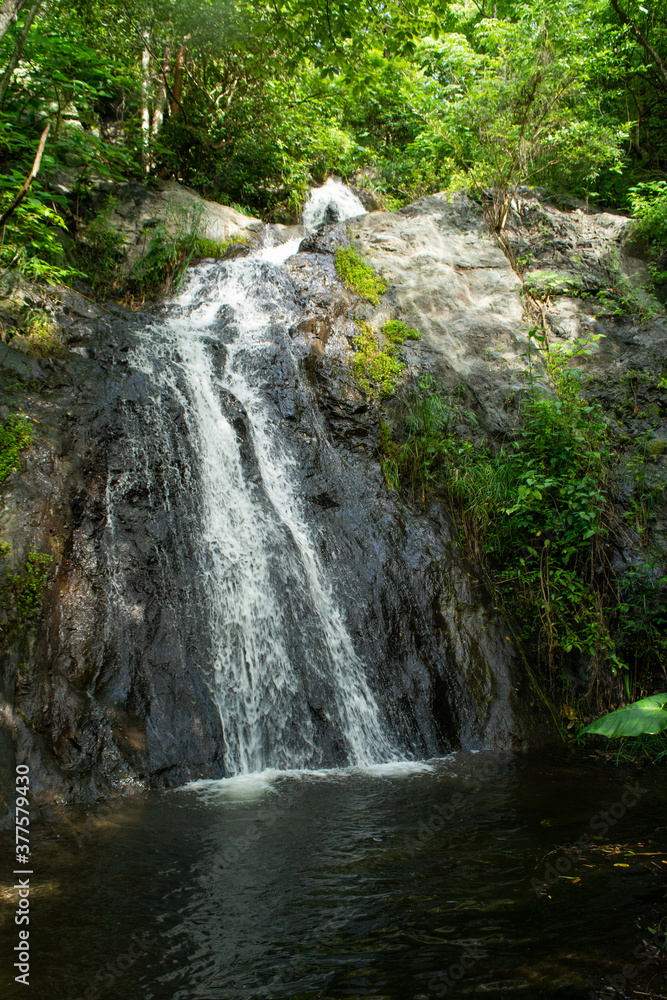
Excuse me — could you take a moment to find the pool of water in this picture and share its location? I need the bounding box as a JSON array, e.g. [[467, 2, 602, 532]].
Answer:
[[2, 749, 666, 999]]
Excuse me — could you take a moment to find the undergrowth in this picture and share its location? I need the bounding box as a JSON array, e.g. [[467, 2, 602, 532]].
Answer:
[[16, 552, 53, 624], [352, 322, 404, 400], [75, 202, 249, 300], [587, 732, 667, 765], [128, 226, 248, 299], [382, 319, 421, 344], [74, 209, 125, 298], [379, 339, 667, 714]]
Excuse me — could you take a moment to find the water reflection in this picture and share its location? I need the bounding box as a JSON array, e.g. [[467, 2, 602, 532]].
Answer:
[[1, 750, 665, 999]]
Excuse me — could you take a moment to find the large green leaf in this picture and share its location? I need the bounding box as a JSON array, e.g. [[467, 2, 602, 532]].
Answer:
[[581, 693, 667, 738]]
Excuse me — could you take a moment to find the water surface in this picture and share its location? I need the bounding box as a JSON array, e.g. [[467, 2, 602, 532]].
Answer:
[[1, 750, 665, 999]]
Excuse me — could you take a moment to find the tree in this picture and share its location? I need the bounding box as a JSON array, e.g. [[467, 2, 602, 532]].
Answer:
[[0, 0, 26, 44], [0, 0, 40, 104], [418, 0, 628, 228]]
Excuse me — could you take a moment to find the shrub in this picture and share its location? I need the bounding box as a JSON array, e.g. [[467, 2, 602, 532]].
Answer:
[[379, 362, 667, 708], [16, 552, 53, 624], [74, 212, 125, 297], [129, 224, 249, 299], [629, 181, 667, 257]]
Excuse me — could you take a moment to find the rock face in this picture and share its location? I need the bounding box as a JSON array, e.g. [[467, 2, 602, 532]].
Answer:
[[88, 179, 262, 267], [345, 194, 527, 436], [5, 184, 665, 813]]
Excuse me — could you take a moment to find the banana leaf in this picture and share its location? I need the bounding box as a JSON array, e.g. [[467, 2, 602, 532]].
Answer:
[[581, 693, 667, 738]]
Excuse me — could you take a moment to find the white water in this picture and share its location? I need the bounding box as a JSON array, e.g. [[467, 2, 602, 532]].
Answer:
[[108, 184, 393, 774], [302, 177, 366, 230]]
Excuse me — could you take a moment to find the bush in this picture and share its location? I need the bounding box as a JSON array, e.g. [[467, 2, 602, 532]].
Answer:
[[16, 552, 53, 624], [74, 212, 126, 297], [379, 363, 667, 708], [129, 220, 248, 300], [629, 181, 667, 257], [382, 319, 421, 343]]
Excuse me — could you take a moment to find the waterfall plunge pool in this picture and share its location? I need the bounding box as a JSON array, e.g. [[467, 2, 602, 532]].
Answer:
[[1, 749, 665, 999]]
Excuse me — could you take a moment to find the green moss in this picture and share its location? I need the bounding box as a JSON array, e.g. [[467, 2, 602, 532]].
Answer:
[[382, 319, 422, 344], [0, 414, 33, 485], [335, 247, 387, 305], [352, 322, 404, 401], [16, 552, 53, 625], [647, 437, 666, 457]]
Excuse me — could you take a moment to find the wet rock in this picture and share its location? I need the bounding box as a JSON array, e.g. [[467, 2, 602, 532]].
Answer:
[[299, 224, 350, 255], [10, 187, 665, 810]]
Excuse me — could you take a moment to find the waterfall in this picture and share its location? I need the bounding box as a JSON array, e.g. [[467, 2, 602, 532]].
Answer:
[[302, 177, 366, 230], [104, 186, 394, 775]]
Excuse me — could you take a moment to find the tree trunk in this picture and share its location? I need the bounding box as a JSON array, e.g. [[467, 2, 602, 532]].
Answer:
[[0, 0, 40, 105], [0, 0, 26, 44], [171, 44, 185, 117], [152, 45, 171, 138], [140, 34, 151, 173]]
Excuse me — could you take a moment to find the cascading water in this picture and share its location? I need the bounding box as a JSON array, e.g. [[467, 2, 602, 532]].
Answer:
[[104, 184, 393, 776], [302, 177, 366, 230]]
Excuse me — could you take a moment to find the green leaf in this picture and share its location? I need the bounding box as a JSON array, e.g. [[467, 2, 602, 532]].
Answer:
[[581, 693, 667, 738]]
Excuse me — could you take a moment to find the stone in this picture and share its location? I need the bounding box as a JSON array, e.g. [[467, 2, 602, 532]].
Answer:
[[3, 184, 666, 814]]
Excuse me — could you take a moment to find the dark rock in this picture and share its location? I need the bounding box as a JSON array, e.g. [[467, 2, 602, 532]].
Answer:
[[14, 186, 666, 810], [299, 224, 351, 255]]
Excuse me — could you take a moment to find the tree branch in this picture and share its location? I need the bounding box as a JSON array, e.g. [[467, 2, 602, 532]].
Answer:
[[609, 0, 667, 91], [0, 0, 27, 45], [0, 122, 50, 228]]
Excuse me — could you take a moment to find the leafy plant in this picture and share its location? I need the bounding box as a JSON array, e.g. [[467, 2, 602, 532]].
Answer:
[[380, 347, 667, 707], [629, 181, 667, 257], [382, 319, 421, 344], [16, 551, 52, 624], [129, 207, 249, 300], [74, 210, 126, 297], [419, 6, 627, 229], [21, 308, 64, 356], [580, 693, 667, 738], [0, 548, 53, 636]]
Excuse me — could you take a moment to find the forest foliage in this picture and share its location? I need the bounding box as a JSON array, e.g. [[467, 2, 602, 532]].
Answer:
[[0, 0, 665, 282], [1, 0, 667, 731]]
